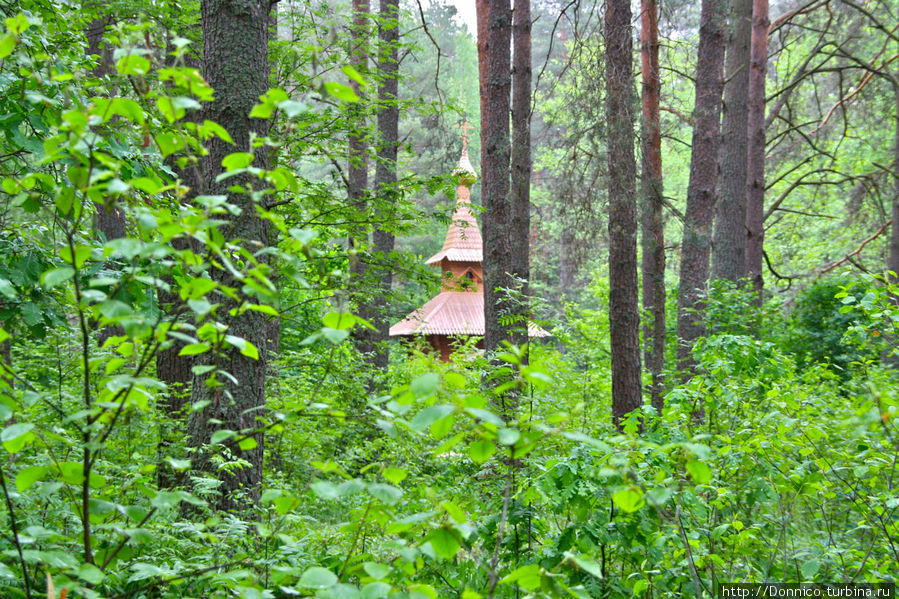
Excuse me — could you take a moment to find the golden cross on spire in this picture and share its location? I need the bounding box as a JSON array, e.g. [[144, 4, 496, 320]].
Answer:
[[456, 121, 475, 152]]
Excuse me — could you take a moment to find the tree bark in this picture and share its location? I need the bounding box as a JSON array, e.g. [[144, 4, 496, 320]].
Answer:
[[711, 0, 751, 283], [745, 0, 769, 299], [348, 0, 372, 354], [605, 0, 642, 427], [640, 0, 665, 412], [187, 0, 272, 512], [477, 0, 489, 176], [675, 0, 726, 374], [891, 81, 899, 283], [510, 0, 531, 350], [366, 0, 400, 370], [482, 0, 513, 353]]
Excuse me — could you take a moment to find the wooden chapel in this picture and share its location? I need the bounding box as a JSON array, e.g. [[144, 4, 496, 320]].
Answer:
[[389, 130, 547, 361]]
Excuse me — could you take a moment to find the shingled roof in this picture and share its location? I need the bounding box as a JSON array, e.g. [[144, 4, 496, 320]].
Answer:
[[426, 149, 482, 265]]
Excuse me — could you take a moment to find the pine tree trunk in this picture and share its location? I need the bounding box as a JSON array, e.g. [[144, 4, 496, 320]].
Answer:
[[510, 0, 531, 350], [711, 0, 751, 283], [745, 0, 769, 299], [675, 0, 726, 374], [187, 0, 271, 512], [477, 0, 489, 175], [368, 0, 400, 370], [605, 0, 642, 427], [891, 81, 899, 282], [348, 0, 372, 355], [640, 0, 665, 412], [482, 0, 513, 354]]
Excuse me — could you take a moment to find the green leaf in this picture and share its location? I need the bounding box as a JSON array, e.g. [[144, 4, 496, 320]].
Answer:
[[341, 65, 367, 88], [434, 432, 465, 455], [238, 436, 258, 451], [6, 14, 30, 35], [117, 54, 150, 76], [611, 488, 645, 513], [1, 423, 35, 453], [225, 335, 260, 359], [561, 431, 611, 452], [210, 430, 236, 445], [21, 302, 42, 326], [428, 527, 461, 560], [41, 267, 74, 288], [468, 440, 495, 464], [299, 566, 338, 589], [222, 152, 254, 170], [323, 81, 360, 102], [465, 408, 505, 426], [78, 563, 106, 584], [0, 34, 15, 60], [56, 462, 106, 488], [800, 558, 820, 579], [323, 311, 355, 330], [155, 132, 185, 157], [363, 562, 390, 580], [410, 373, 439, 398], [199, 120, 234, 143], [321, 328, 350, 344], [497, 428, 520, 446], [16, 465, 47, 492], [367, 483, 402, 505], [59, 245, 91, 268], [113, 98, 145, 124], [570, 555, 604, 579], [362, 582, 391, 599], [501, 564, 542, 591], [411, 405, 454, 432], [686, 460, 712, 484], [278, 100, 308, 118], [382, 467, 407, 484], [441, 500, 467, 523], [179, 343, 211, 356]]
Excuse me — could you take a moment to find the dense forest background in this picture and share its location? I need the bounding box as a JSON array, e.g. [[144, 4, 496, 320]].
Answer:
[[0, 0, 898, 596]]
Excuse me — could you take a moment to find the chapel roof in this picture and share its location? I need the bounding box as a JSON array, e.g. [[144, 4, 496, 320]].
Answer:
[[389, 290, 549, 337]]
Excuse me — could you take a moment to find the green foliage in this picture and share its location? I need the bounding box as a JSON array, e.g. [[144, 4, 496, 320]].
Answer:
[[784, 277, 876, 377]]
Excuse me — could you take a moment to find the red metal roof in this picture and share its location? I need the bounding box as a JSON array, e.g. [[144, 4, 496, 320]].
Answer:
[[390, 291, 484, 336], [389, 291, 550, 338]]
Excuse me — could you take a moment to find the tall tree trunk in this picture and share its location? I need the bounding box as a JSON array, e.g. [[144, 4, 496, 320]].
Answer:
[[187, 0, 272, 512], [482, 0, 513, 354], [605, 0, 642, 427], [510, 0, 531, 350], [891, 80, 899, 283], [640, 0, 665, 412], [711, 0, 751, 283], [477, 0, 489, 176], [367, 0, 400, 370], [745, 0, 769, 299], [675, 0, 726, 374], [348, 0, 372, 352]]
